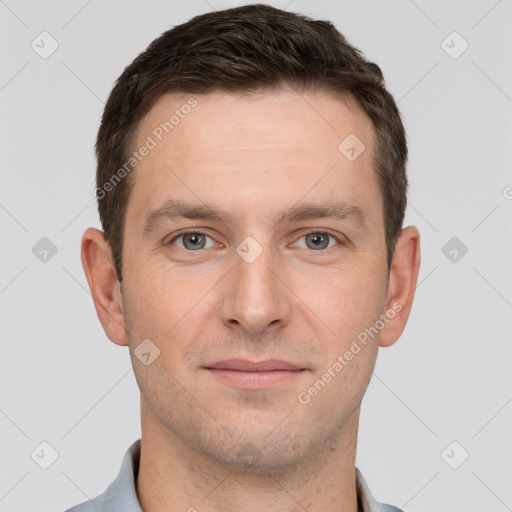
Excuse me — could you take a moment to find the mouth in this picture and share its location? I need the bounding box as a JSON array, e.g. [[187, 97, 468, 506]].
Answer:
[[204, 359, 306, 389]]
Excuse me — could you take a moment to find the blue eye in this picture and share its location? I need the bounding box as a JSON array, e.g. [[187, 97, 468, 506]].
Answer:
[[171, 232, 216, 251], [167, 230, 341, 252], [295, 232, 339, 251]]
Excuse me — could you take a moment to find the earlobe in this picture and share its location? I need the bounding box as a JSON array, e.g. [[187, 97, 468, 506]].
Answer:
[[379, 226, 421, 348], [81, 227, 128, 346]]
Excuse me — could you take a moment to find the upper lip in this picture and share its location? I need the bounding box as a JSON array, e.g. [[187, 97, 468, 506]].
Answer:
[[206, 359, 303, 371]]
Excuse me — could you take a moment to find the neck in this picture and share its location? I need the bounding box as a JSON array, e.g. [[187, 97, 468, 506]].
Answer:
[[136, 408, 361, 512]]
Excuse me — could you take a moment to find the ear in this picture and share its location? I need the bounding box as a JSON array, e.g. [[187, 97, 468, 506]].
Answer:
[[379, 225, 421, 347], [81, 227, 127, 346]]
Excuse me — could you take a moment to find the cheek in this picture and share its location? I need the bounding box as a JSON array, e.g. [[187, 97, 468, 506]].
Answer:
[[299, 263, 387, 341], [125, 257, 195, 317], [298, 270, 383, 399], [122, 259, 217, 357], [297, 337, 379, 427]]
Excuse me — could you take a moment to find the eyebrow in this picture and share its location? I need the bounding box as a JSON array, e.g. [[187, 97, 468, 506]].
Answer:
[[142, 199, 367, 234]]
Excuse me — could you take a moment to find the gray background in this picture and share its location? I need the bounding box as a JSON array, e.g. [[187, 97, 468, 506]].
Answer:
[[1, 0, 511, 511]]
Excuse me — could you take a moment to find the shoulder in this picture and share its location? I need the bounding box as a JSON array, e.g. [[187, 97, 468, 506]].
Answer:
[[355, 467, 404, 512], [63, 439, 142, 512], [380, 505, 404, 512], [64, 499, 104, 512]]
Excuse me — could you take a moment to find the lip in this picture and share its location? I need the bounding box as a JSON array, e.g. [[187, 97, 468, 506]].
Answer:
[[207, 359, 302, 371], [205, 359, 306, 389]]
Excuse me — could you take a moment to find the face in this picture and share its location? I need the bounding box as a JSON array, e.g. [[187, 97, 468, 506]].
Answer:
[[113, 88, 394, 471]]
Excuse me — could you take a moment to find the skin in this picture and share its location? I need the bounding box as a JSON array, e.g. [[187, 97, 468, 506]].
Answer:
[[82, 87, 420, 512]]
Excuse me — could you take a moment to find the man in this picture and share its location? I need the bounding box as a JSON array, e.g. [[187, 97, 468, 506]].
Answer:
[[68, 4, 420, 511]]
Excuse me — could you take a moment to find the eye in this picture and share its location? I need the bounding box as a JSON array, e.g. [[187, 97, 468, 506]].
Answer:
[[170, 231, 216, 251], [294, 231, 340, 251]]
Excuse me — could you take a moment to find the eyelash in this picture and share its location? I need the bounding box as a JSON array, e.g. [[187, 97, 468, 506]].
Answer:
[[167, 229, 344, 251]]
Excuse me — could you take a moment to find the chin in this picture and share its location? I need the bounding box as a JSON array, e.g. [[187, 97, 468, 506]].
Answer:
[[193, 424, 317, 476]]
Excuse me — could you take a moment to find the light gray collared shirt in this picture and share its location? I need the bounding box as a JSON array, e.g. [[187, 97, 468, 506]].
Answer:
[[64, 440, 403, 512]]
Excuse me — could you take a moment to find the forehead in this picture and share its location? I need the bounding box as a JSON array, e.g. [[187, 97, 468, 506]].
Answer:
[[127, 87, 380, 225], [136, 88, 373, 160]]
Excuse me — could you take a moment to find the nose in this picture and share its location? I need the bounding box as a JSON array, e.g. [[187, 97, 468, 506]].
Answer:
[[217, 243, 291, 335]]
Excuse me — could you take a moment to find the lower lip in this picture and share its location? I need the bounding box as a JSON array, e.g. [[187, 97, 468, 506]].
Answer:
[[207, 369, 304, 389]]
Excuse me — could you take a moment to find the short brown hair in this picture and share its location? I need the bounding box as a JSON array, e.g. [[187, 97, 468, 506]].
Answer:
[[95, 3, 407, 281]]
